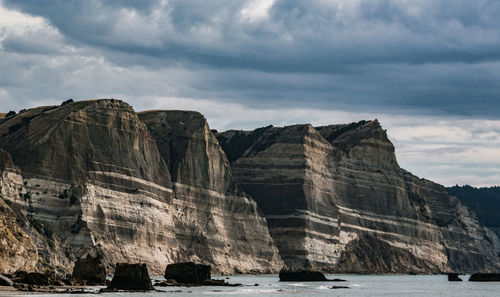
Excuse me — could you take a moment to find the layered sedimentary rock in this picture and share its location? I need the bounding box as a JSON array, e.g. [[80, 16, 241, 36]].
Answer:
[[0, 100, 281, 274], [404, 174, 499, 272], [217, 120, 500, 273], [447, 185, 500, 256], [1, 148, 73, 274], [138, 111, 282, 273], [0, 162, 37, 274], [2, 98, 498, 275]]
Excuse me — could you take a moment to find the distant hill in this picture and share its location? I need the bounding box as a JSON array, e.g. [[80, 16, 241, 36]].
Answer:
[[448, 185, 500, 238]]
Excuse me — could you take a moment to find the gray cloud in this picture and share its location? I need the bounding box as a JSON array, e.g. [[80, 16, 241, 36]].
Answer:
[[1, 0, 500, 186], [3, 0, 500, 117]]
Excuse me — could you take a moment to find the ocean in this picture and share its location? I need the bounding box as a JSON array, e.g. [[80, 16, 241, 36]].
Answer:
[[10, 275, 500, 297]]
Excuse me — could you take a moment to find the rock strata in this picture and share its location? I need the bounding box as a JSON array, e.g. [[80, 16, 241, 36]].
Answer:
[[1, 99, 499, 276], [217, 120, 500, 273], [0, 100, 281, 275]]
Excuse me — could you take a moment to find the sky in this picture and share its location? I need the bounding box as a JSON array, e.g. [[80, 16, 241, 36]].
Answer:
[[0, 0, 499, 187]]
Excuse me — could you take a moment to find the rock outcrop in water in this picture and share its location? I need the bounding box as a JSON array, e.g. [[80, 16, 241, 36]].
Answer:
[[469, 273, 500, 282], [71, 253, 106, 285], [0, 100, 281, 275], [216, 120, 500, 273], [1, 99, 498, 275], [164, 262, 211, 285], [105, 263, 154, 291], [279, 269, 327, 281]]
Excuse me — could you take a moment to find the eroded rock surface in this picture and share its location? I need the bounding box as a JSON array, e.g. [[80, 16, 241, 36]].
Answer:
[[139, 110, 283, 273], [2, 98, 498, 275], [0, 100, 281, 275], [217, 120, 500, 273]]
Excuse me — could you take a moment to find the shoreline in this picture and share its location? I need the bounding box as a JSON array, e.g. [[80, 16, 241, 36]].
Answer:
[[1, 274, 464, 295]]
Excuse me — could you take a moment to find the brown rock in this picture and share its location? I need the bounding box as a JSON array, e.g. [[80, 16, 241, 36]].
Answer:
[[71, 253, 106, 285]]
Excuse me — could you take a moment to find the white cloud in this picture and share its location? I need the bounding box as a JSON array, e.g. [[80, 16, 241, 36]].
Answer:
[[240, 0, 275, 22]]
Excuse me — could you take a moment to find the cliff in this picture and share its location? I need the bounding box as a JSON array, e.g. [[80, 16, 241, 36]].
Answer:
[[0, 100, 282, 274], [138, 110, 282, 273], [217, 120, 500, 273], [1, 98, 497, 275], [0, 148, 73, 274], [447, 185, 500, 257]]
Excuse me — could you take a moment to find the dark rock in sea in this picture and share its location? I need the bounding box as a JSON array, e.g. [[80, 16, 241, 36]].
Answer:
[[331, 285, 349, 289], [155, 279, 178, 287], [279, 269, 327, 281], [0, 274, 14, 286], [469, 273, 500, 282], [71, 253, 106, 285], [203, 279, 224, 286], [105, 263, 154, 291], [448, 273, 462, 281], [164, 262, 211, 285], [203, 279, 243, 286]]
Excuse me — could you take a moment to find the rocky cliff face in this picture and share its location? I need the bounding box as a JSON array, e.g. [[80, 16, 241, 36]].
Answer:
[[138, 110, 282, 273], [2, 99, 497, 275], [217, 120, 500, 273], [0, 148, 74, 274], [403, 178, 500, 272], [0, 148, 38, 273], [0, 100, 282, 274], [447, 185, 500, 256]]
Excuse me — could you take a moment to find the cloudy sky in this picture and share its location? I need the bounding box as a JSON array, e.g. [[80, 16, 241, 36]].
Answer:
[[0, 0, 499, 187]]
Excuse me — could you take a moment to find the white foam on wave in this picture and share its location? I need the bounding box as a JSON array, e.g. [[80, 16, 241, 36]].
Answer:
[[205, 288, 282, 295], [287, 283, 307, 287]]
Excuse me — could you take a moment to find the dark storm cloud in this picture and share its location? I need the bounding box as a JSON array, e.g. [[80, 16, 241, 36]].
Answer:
[[2, 0, 500, 117], [6, 0, 500, 67]]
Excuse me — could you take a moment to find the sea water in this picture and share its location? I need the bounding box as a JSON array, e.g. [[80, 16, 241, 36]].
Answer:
[[11, 275, 500, 297]]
